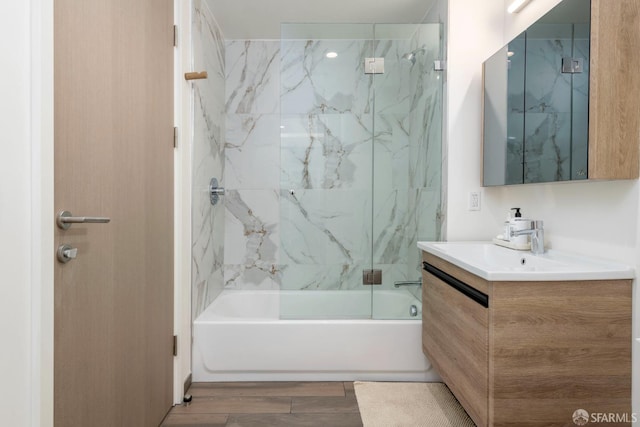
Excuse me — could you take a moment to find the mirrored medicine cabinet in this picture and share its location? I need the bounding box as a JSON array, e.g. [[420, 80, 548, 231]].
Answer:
[[482, 0, 640, 186]]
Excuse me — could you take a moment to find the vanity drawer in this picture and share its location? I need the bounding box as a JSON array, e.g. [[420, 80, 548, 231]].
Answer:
[[422, 263, 489, 427]]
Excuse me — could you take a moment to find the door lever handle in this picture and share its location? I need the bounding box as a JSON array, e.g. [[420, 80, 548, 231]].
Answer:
[[56, 210, 111, 230]]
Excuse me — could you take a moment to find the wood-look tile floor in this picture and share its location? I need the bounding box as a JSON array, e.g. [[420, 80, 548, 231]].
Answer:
[[161, 382, 363, 427]]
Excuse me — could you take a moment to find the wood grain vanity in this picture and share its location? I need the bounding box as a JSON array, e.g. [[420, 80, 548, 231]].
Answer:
[[588, 0, 640, 180], [421, 250, 632, 427]]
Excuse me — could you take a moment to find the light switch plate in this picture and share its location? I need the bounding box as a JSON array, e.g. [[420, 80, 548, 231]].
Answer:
[[468, 191, 481, 211]]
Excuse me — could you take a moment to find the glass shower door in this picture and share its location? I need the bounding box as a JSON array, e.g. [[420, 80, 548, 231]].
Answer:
[[277, 22, 443, 320], [279, 24, 375, 319], [371, 23, 443, 319]]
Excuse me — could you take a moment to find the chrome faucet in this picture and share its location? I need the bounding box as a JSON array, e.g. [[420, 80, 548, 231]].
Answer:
[[511, 220, 545, 254]]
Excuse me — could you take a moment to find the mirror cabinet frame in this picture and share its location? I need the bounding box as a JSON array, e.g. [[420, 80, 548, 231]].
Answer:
[[482, 0, 639, 186]]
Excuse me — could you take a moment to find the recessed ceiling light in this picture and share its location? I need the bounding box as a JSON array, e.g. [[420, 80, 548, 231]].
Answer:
[[326, 52, 338, 59]]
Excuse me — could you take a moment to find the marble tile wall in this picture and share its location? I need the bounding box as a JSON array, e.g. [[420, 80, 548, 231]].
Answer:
[[219, 25, 443, 300], [224, 40, 281, 290], [192, 0, 225, 318], [278, 37, 374, 291]]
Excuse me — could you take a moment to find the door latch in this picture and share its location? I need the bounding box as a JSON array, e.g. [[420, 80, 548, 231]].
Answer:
[[57, 244, 78, 264]]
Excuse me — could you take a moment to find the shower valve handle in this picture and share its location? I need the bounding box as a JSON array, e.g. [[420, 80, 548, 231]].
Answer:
[[209, 178, 225, 205]]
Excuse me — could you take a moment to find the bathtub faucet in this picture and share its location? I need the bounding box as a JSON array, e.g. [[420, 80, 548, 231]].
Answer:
[[394, 279, 422, 288]]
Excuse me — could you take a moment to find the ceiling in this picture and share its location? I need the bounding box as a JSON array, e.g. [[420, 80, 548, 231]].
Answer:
[[204, 0, 439, 39]]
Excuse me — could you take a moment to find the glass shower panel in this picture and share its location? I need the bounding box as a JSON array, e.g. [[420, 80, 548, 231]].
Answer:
[[523, 23, 573, 183], [279, 24, 375, 319], [371, 23, 443, 319]]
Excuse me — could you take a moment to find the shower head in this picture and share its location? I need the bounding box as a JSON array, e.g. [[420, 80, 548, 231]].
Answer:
[[402, 47, 426, 65], [402, 52, 417, 64]]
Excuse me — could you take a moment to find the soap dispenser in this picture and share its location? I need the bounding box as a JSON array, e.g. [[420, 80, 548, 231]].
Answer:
[[501, 211, 512, 242], [511, 207, 522, 219], [509, 208, 530, 245]]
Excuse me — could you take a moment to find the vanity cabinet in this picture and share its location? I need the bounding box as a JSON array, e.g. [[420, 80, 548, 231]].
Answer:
[[422, 258, 489, 425], [422, 251, 632, 427]]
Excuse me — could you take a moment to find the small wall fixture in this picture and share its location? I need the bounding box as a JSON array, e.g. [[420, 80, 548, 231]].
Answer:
[[185, 71, 208, 81], [209, 177, 225, 205], [507, 0, 532, 13]]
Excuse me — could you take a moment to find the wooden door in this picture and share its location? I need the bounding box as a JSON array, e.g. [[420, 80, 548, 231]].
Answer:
[[54, 1, 174, 426]]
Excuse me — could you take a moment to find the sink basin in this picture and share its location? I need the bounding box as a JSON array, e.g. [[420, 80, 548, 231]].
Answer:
[[417, 241, 635, 281]]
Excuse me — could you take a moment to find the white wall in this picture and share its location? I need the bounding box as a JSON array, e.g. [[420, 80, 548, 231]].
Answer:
[[445, 0, 504, 239], [447, 0, 640, 415], [174, 0, 193, 404], [0, 0, 54, 426], [0, 3, 33, 425]]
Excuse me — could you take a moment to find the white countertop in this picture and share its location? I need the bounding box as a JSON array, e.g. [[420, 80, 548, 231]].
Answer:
[[418, 241, 635, 281]]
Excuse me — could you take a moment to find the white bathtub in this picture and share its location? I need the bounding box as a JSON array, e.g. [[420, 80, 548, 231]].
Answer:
[[193, 289, 439, 382]]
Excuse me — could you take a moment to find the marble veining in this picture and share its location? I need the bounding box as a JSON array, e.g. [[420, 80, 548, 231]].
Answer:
[[224, 189, 279, 266], [280, 113, 374, 190], [280, 189, 370, 266], [279, 263, 364, 291], [277, 24, 443, 293], [280, 39, 373, 116], [226, 40, 280, 115], [225, 114, 280, 189], [205, 23, 444, 299], [192, 0, 225, 318]]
